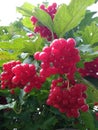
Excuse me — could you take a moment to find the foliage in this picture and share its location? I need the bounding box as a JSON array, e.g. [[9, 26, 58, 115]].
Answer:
[[0, 0, 98, 130]]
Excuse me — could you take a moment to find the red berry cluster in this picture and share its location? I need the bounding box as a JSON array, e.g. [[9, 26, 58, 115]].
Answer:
[[79, 58, 98, 78], [0, 61, 45, 93], [0, 60, 21, 89], [40, 3, 57, 19], [46, 78, 89, 118], [34, 26, 57, 41], [34, 38, 80, 81], [31, 3, 57, 41], [31, 3, 57, 24]]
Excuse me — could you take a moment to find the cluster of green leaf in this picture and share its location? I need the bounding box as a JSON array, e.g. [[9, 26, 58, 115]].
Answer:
[[0, 21, 45, 66]]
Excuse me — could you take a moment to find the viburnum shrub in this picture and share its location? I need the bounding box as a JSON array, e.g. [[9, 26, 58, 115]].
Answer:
[[0, 0, 98, 130]]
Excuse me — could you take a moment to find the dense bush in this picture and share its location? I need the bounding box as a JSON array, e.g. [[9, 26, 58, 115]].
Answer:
[[0, 0, 98, 130]]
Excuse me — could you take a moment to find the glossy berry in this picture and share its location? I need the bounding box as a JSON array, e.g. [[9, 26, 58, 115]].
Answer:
[[80, 104, 89, 112], [0, 61, 21, 90], [35, 38, 80, 81], [79, 57, 98, 78], [67, 38, 76, 47], [0, 61, 45, 93], [46, 78, 88, 118]]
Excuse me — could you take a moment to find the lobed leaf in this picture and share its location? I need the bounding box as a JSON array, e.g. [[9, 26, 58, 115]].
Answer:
[[79, 10, 98, 30], [82, 78, 98, 104], [80, 112, 95, 130], [16, 2, 34, 17], [53, 0, 95, 37], [81, 22, 98, 44], [22, 17, 34, 29], [32, 7, 53, 31], [0, 51, 19, 60]]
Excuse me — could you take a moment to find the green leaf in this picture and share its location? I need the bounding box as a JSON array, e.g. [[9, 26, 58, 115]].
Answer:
[[22, 17, 34, 29], [53, 0, 95, 37], [80, 112, 95, 130], [0, 60, 9, 67], [81, 22, 98, 44], [0, 101, 16, 110], [13, 101, 22, 114], [0, 34, 12, 41], [22, 35, 45, 54], [78, 43, 98, 62], [0, 35, 43, 57], [53, 4, 71, 37], [79, 10, 97, 29], [32, 7, 53, 31], [0, 37, 26, 52], [78, 44, 98, 62], [81, 51, 98, 62], [87, 85, 98, 104], [40, 116, 57, 130], [78, 44, 93, 53], [85, 77, 98, 89], [17, 2, 34, 17], [0, 89, 9, 96], [0, 51, 18, 60], [82, 78, 98, 104]]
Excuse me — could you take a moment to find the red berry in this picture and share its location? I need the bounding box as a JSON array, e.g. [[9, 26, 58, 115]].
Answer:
[[12, 76, 20, 84], [81, 104, 89, 112], [34, 52, 40, 60], [39, 52, 48, 61], [10, 89, 15, 95], [67, 38, 76, 47], [78, 98, 85, 106]]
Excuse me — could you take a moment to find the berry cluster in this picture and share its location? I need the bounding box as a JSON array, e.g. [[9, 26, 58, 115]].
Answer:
[[40, 3, 57, 19], [0, 61, 44, 93], [31, 3, 57, 41], [79, 58, 98, 78], [34, 38, 80, 81], [31, 3, 57, 24], [46, 78, 89, 118], [0, 60, 21, 90], [34, 26, 57, 41]]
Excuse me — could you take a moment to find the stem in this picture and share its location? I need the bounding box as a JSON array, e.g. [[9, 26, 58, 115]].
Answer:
[[80, 78, 97, 89]]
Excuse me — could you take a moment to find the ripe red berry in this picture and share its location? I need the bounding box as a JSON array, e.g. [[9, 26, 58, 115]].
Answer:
[[39, 52, 48, 61], [36, 38, 80, 79], [34, 52, 40, 60], [81, 104, 89, 112], [67, 38, 76, 47], [79, 57, 98, 78], [0, 61, 45, 93], [46, 77, 88, 118]]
